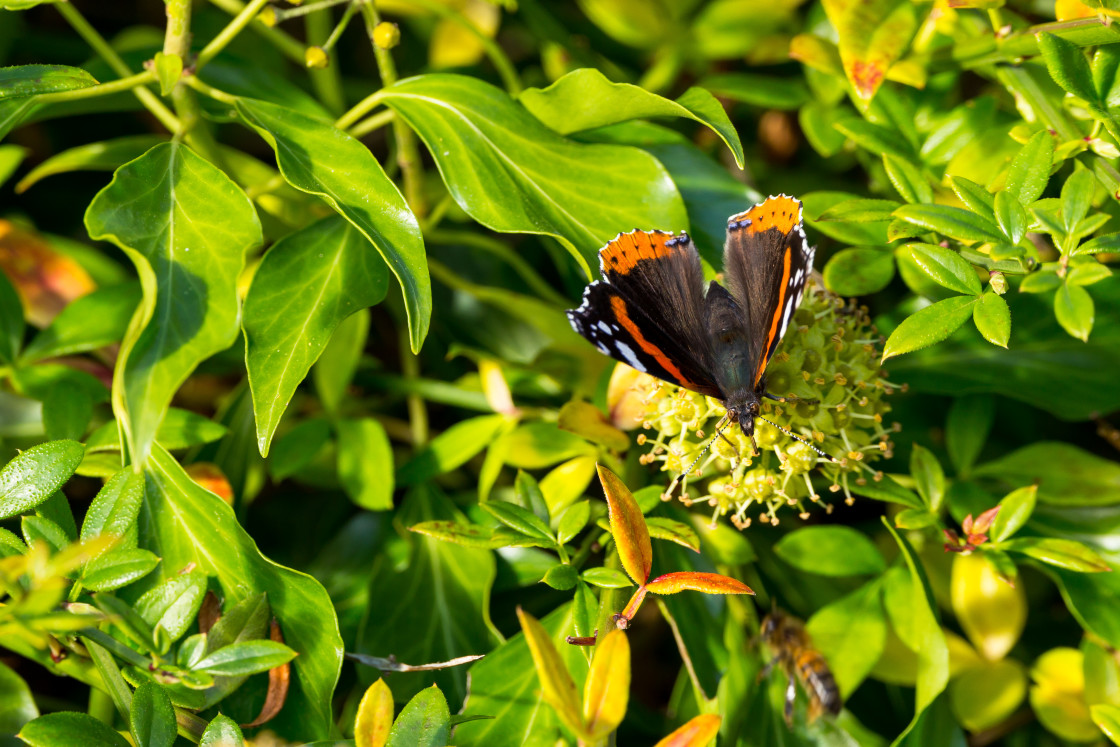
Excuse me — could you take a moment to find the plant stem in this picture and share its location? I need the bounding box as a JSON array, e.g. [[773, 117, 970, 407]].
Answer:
[[349, 108, 397, 138], [34, 70, 157, 106], [87, 686, 115, 725], [400, 334, 428, 447], [205, 0, 306, 64], [163, 0, 225, 165], [427, 229, 572, 307], [337, 90, 386, 130], [361, 2, 426, 218], [196, 0, 272, 69], [54, 2, 180, 134], [306, 0, 347, 115], [186, 75, 239, 106]]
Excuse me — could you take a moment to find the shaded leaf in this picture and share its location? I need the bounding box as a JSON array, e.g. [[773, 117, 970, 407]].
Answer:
[[0, 64, 97, 100], [974, 442, 1120, 505], [18, 712, 131, 747], [775, 525, 886, 576], [822, 247, 895, 296], [129, 682, 176, 747], [1055, 281, 1094, 341]]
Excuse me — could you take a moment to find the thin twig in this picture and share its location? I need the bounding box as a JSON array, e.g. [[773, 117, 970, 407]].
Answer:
[[344, 652, 485, 672]]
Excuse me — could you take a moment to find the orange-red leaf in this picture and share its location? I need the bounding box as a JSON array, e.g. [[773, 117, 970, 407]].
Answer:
[[583, 629, 631, 739], [645, 571, 754, 597], [597, 464, 652, 586], [821, 0, 918, 101], [516, 606, 584, 736], [353, 678, 394, 747], [654, 714, 722, 747], [0, 219, 95, 327]]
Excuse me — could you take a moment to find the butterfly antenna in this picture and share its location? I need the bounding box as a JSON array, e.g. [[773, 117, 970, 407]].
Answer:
[[757, 416, 839, 463], [663, 414, 732, 500]]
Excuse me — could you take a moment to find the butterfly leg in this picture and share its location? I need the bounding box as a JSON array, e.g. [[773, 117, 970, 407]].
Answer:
[[750, 434, 761, 457]]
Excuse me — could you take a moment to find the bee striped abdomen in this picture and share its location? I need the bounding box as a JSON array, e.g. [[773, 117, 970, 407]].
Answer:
[[796, 650, 841, 718]]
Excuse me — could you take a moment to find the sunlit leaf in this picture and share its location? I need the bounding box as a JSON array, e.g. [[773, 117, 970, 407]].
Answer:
[[381, 74, 687, 272], [582, 628, 630, 739], [85, 142, 259, 467], [644, 571, 753, 596], [951, 553, 1026, 660], [520, 68, 744, 167], [822, 0, 918, 101], [18, 712, 131, 747], [806, 579, 886, 698], [235, 97, 429, 352], [244, 217, 389, 454], [516, 607, 583, 737], [0, 439, 84, 520], [653, 714, 721, 747], [596, 464, 652, 585], [882, 295, 978, 361], [775, 526, 886, 576]]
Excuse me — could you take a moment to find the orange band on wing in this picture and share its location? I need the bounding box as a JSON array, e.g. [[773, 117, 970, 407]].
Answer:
[[730, 195, 801, 235], [754, 247, 792, 386], [610, 295, 699, 389], [600, 230, 676, 275]]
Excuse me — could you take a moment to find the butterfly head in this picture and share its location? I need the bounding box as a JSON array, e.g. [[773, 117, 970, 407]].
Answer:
[[725, 391, 761, 436]]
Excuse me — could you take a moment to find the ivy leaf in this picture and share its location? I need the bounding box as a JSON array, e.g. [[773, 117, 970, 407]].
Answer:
[[244, 217, 389, 455], [85, 142, 260, 467], [823, 247, 895, 295], [882, 295, 978, 361], [519, 68, 744, 168], [235, 97, 429, 353], [381, 74, 687, 274]]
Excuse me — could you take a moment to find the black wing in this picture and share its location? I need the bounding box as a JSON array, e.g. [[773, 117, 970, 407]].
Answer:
[[567, 229, 721, 398], [721, 195, 815, 391]]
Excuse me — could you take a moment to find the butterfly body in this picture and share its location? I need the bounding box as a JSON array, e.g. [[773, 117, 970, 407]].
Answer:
[[567, 195, 815, 440]]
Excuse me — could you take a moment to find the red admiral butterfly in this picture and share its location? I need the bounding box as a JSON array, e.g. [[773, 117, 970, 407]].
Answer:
[[568, 195, 824, 457]]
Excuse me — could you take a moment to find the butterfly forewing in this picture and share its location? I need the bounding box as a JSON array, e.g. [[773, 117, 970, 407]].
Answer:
[[722, 195, 815, 389], [566, 229, 721, 397]]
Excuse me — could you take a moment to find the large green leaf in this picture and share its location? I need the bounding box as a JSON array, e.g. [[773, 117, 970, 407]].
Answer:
[[888, 277, 1120, 420], [806, 579, 886, 698], [775, 526, 886, 577], [355, 486, 501, 706], [141, 445, 342, 741], [458, 603, 585, 747], [243, 217, 389, 454], [882, 296, 978, 361], [17, 712, 130, 747], [518, 68, 744, 168], [380, 74, 688, 273], [85, 142, 260, 467], [234, 97, 428, 352]]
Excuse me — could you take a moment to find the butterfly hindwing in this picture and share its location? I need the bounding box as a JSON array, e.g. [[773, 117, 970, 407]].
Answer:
[[721, 195, 815, 389], [567, 230, 721, 398]]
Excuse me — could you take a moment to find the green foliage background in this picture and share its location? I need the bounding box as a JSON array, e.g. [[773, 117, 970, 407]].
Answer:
[[2, 0, 1120, 745]]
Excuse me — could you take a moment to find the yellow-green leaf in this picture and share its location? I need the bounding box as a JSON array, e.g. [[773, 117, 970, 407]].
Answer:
[[822, 0, 919, 101], [516, 607, 583, 736], [653, 714, 722, 747], [582, 629, 630, 739], [951, 552, 1026, 661], [597, 464, 652, 586], [355, 679, 393, 747]]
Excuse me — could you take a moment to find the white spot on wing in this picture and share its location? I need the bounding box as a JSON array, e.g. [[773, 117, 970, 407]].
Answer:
[[614, 340, 644, 371], [596, 321, 611, 334]]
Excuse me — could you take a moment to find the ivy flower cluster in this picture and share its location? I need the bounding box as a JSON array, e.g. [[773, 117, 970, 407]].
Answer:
[[610, 282, 901, 529]]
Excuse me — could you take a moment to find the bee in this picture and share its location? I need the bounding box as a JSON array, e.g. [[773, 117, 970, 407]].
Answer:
[[759, 608, 842, 725]]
